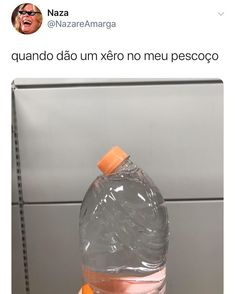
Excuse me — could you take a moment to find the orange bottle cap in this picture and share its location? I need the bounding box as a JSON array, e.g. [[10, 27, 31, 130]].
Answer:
[[97, 146, 128, 175], [82, 284, 93, 294]]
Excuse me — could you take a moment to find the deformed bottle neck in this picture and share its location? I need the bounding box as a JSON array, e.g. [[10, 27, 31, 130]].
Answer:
[[112, 157, 138, 174]]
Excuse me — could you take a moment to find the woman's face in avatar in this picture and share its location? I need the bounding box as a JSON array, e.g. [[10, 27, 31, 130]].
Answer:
[[18, 4, 40, 34]]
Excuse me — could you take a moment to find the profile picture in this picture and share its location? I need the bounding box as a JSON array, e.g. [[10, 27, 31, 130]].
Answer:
[[12, 3, 43, 34]]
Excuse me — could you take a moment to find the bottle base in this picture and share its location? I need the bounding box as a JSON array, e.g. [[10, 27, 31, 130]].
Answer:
[[84, 266, 166, 294]]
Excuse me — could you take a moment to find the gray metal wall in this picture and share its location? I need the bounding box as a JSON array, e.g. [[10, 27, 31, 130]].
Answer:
[[12, 79, 223, 294]]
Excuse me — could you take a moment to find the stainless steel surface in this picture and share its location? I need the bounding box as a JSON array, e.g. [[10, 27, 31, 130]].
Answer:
[[13, 78, 222, 86], [12, 139, 18, 203], [167, 200, 223, 294], [24, 204, 82, 294], [12, 205, 26, 294], [13, 82, 223, 202]]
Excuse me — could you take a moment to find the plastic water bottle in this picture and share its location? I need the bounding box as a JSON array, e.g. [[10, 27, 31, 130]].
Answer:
[[79, 146, 169, 294]]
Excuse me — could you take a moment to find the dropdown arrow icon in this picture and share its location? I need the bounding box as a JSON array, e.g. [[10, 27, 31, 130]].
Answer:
[[218, 12, 224, 16]]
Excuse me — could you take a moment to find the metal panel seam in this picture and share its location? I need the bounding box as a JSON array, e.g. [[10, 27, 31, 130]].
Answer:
[[12, 87, 31, 294]]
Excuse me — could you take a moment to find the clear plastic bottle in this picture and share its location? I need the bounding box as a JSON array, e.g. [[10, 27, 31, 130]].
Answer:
[[79, 146, 169, 294]]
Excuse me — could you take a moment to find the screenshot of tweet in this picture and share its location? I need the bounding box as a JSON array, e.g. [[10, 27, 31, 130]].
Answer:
[[0, 1, 233, 294]]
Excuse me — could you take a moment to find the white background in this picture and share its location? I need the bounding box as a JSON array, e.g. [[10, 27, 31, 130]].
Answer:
[[0, 0, 233, 293]]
